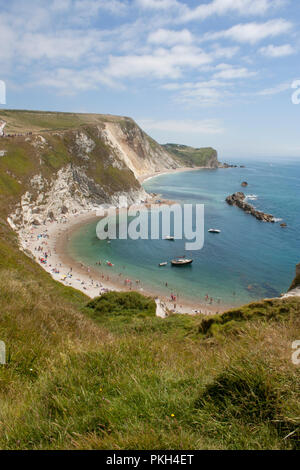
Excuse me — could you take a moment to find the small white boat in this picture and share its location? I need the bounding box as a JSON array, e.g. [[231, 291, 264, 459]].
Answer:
[[159, 262, 168, 267], [208, 229, 221, 234], [165, 236, 175, 241]]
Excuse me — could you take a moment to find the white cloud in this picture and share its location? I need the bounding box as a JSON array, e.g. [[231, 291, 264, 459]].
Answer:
[[178, 0, 286, 23], [211, 45, 240, 59], [138, 118, 224, 134], [18, 30, 109, 62], [213, 64, 256, 80], [135, 0, 180, 10], [51, 0, 128, 16], [259, 43, 295, 57], [257, 82, 291, 95], [203, 19, 293, 44], [104, 46, 213, 80], [176, 87, 226, 107], [168, 79, 237, 106], [74, 0, 129, 16], [136, 0, 286, 21], [148, 29, 193, 46], [33, 68, 119, 93]]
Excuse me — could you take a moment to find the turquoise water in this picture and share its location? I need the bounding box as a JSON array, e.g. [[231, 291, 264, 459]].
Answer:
[[68, 160, 300, 307]]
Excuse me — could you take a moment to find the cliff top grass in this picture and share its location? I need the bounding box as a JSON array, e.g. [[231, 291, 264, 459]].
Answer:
[[0, 109, 132, 133], [163, 143, 218, 167]]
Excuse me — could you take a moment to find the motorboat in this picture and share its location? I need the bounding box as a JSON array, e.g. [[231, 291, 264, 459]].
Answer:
[[165, 236, 175, 241], [159, 262, 168, 267], [208, 229, 221, 234]]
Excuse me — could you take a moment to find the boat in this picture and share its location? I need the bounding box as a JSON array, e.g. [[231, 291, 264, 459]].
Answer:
[[171, 258, 193, 266], [165, 236, 175, 241], [208, 229, 221, 234], [159, 262, 168, 267]]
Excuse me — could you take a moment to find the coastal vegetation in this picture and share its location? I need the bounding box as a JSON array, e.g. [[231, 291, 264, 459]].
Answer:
[[0, 230, 299, 449], [163, 143, 218, 168], [0, 110, 299, 450]]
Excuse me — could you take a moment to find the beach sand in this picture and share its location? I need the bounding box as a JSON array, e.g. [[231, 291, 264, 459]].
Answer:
[[19, 167, 230, 316], [138, 166, 209, 184]]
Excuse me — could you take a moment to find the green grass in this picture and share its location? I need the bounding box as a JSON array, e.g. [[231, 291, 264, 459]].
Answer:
[[0, 110, 129, 133], [163, 144, 218, 167], [0, 229, 299, 450], [87, 291, 156, 318], [198, 298, 300, 337]]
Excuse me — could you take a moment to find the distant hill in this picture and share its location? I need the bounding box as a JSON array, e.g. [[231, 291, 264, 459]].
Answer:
[[162, 143, 218, 168]]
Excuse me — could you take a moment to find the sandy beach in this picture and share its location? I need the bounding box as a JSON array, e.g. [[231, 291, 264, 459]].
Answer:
[[19, 167, 230, 316], [138, 166, 209, 184]]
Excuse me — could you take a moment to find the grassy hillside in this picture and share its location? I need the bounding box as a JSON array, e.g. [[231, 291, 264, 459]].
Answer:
[[0, 109, 129, 134], [163, 143, 218, 168], [0, 216, 299, 449], [0, 110, 299, 450]]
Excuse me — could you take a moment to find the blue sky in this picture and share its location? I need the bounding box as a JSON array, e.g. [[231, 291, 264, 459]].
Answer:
[[1, 0, 300, 159]]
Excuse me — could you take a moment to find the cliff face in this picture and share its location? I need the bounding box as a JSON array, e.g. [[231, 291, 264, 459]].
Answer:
[[162, 144, 219, 168], [0, 111, 180, 232], [101, 121, 179, 180], [289, 263, 300, 291]]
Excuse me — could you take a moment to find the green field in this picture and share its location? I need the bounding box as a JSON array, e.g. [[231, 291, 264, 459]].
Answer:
[[163, 143, 218, 167]]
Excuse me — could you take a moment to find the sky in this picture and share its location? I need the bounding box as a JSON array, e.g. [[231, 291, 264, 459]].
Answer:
[[0, 0, 300, 159]]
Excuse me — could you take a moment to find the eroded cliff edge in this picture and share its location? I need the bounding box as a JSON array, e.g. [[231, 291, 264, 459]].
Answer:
[[0, 111, 183, 232]]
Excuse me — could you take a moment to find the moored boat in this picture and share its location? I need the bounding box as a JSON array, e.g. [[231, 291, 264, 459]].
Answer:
[[171, 258, 193, 266], [165, 236, 175, 241], [208, 229, 221, 233], [159, 262, 168, 267]]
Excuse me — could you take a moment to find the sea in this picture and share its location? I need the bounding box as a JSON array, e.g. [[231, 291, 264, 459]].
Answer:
[[67, 159, 300, 307]]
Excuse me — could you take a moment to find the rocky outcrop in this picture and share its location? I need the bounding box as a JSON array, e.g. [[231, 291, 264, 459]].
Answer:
[[8, 163, 147, 232], [219, 162, 237, 168], [226, 192, 275, 223], [0, 120, 6, 136]]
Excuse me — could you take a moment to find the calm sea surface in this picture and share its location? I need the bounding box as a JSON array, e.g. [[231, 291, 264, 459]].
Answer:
[[68, 160, 300, 306]]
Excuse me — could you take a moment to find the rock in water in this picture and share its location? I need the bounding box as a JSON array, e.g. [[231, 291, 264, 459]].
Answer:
[[226, 192, 275, 223]]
